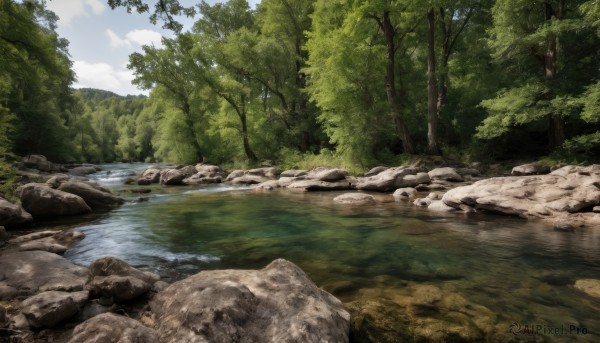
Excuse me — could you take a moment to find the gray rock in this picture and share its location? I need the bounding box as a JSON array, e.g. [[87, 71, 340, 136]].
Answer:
[[0, 251, 88, 299], [68, 313, 159, 343], [88, 256, 159, 284], [18, 183, 91, 218], [0, 197, 33, 227], [428, 167, 463, 182], [287, 179, 352, 191], [428, 200, 458, 212], [511, 163, 550, 176], [150, 259, 350, 343], [398, 172, 431, 188], [333, 193, 376, 205], [69, 166, 98, 176], [393, 187, 417, 200], [442, 165, 600, 221], [355, 167, 418, 192], [20, 290, 88, 328], [311, 168, 348, 182], [22, 155, 60, 172], [195, 164, 223, 175], [45, 174, 71, 188], [280, 169, 308, 177], [183, 173, 223, 185], [58, 181, 123, 209], [413, 198, 432, 207], [254, 180, 281, 190], [89, 275, 151, 302], [365, 166, 388, 177], [593, 206, 600, 213], [248, 167, 281, 178], [137, 168, 161, 185], [230, 174, 268, 185], [159, 169, 185, 185]]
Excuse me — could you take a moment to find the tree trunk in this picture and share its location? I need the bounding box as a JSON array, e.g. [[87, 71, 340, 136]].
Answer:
[[239, 96, 257, 162], [426, 8, 440, 155], [382, 11, 414, 154], [182, 102, 204, 162], [545, 0, 565, 148]]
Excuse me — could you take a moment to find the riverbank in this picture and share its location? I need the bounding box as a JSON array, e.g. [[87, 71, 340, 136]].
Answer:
[[2, 157, 600, 342]]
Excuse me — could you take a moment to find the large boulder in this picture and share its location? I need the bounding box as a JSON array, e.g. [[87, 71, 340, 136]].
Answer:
[[19, 290, 88, 328], [137, 168, 161, 185], [428, 167, 463, 182], [310, 168, 348, 182], [184, 164, 224, 184], [355, 167, 419, 192], [150, 259, 350, 343], [0, 197, 32, 228], [58, 181, 123, 209], [280, 169, 308, 177], [0, 251, 87, 299], [18, 183, 91, 218], [159, 169, 185, 185], [68, 313, 159, 343], [226, 168, 280, 184], [441, 165, 600, 221], [22, 155, 59, 173]]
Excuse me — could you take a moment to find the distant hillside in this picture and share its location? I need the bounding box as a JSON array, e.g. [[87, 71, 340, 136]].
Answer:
[[76, 88, 147, 102]]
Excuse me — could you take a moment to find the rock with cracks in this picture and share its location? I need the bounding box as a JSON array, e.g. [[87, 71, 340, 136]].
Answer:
[[150, 259, 350, 343], [68, 313, 159, 343]]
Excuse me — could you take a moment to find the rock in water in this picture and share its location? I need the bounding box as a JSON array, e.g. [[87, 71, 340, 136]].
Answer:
[[150, 259, 350, 343], [68, 313, 159, 343], [58, 181, 123, 209], [334, 193, 376, 205], [574, 279, 600, 299]]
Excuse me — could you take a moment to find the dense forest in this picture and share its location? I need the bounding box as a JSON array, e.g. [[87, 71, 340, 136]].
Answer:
[[1, 0, 600, 172]]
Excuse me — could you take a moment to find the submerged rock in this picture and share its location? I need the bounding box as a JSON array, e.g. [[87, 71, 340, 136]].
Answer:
[[68, 313, 159, 343], [574, 279, 600, 299], [334, 193, 376, 205], [150, 259, 350, 343]]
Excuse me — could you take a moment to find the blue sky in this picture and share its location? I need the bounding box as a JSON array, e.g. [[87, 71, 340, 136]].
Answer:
[[47, 0, 261, 96]]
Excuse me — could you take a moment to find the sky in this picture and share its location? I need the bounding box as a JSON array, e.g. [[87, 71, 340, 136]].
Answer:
[[47, 0, 261, 96]]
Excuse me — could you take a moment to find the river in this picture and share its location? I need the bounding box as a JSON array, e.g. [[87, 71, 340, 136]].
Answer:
[[40, 163, 600, 341]]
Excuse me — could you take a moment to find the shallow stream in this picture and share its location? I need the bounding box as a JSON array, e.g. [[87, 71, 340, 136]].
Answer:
[[40, 164, 600, 341]]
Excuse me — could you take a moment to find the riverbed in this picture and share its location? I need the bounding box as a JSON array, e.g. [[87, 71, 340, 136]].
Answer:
[[39, 164, 600, 341]]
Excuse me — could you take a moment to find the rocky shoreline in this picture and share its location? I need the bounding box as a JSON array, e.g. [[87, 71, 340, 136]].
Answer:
[[1, 156, 600, 342]]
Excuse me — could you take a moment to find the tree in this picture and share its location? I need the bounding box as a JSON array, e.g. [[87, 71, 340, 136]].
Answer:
[[478, 0, 593, 150], [129, 36, 206, 163]]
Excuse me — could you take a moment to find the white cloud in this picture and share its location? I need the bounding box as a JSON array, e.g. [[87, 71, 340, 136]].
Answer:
[[73, 60, 145, 96], [106, 29, 163, 49], [47, 0, 106, 26], [125, 29, 163, 47], [106, 29, 132, 49]]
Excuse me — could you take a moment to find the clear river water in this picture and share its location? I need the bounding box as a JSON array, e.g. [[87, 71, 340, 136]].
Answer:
[[36, 163, 600, 341]]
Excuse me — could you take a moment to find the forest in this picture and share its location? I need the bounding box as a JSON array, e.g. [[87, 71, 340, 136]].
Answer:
[[1, 0, 600, 173]]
